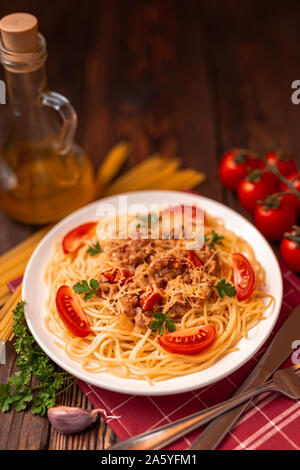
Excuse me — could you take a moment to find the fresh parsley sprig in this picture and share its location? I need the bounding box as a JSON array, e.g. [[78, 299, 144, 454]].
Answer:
[[0, 302, 74, 415], [73, 279, 99, 300], [150, 312, 176, 335], [215, 279, 236, 298], [204, 230, 224, 250], [86, 241, 102, 257], [136, 213, 161, 230]]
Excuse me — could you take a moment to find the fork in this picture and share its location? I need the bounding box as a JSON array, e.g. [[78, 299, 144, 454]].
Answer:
[[109, 363, 300, 450]]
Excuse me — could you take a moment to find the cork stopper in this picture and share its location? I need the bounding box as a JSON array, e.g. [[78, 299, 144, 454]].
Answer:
[[0, 13, 38, 53]]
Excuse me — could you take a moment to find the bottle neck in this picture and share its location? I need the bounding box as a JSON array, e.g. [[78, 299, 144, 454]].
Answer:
[[0, 32, 47, 115], [5, 65, 47, 115]]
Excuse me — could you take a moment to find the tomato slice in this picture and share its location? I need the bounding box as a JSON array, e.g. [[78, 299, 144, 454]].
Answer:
[[62, 222, 98, 254], [187, 250, 203, 267], [56, 286, 92, 337], [232, 253, 256, 301], [102, 268, 133, 285], [140, 286, 162, 311], [158, 325, 216, 355]]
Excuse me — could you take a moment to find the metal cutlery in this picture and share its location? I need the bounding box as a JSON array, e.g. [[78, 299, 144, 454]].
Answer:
[[109, 363, 300, 450], [190, 303, 300, 449]]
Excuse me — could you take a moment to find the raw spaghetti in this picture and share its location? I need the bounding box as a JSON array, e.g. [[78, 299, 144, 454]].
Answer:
[[44, 211, 273, 383]]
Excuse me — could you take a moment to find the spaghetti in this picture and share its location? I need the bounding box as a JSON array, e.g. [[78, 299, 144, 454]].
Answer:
[[44, 211, 273, 383]]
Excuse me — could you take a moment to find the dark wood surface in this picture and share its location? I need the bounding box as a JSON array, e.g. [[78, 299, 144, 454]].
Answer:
[[1, 0, 300, 450]]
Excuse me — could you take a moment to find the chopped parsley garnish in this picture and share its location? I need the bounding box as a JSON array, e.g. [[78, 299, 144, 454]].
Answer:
[[73, 279, 99, 300], [205, 230, 224, 250], [215, 279, 236, 298], [136, 213, 161, 229], [0, 302, 74, 415], [87, 241, 102, 256], [150, 312, 176, 335]]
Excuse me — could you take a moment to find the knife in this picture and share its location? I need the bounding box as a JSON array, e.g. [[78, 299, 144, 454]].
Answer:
[[189, 303, 300, 450]]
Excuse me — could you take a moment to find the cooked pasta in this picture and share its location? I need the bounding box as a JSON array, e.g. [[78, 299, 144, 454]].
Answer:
[[44, 209, 273, 383]]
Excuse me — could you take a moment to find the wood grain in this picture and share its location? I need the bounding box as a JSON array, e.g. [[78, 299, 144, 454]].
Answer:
[[1, 0, 300, 449]]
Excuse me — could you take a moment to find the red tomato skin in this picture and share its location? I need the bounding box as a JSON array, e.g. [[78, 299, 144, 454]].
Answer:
[[158, 325, 216, 355], [265, 151, 297, 177], [232, 253, 256, 301], [280, 236, 300, 273], [56, 286, 92, 337], [280, 172, 300, 214], [237, 173, 278, 214], [187, 250, 203, 267], [102, 268, 133, 285], [62, 222, 97, 254], [219, 149, 263, 191], [140, 287, 162, 311], [254, 201, 296, 242]]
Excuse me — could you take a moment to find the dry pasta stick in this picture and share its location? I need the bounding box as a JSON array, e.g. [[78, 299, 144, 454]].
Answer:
[[151, 169, 205, 190], [96, 141, 133, 197], [105, 159, 180, 195], [0, 293, 11, 306], [0, 284, 10, 299], [0, 283, 22, 322], [0, 284, 22, 342], [104, 155, 166, 195], [0, 264, 26, 287]]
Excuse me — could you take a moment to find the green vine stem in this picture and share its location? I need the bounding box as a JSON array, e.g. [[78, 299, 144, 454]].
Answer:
[[264, 161, 300, 200]]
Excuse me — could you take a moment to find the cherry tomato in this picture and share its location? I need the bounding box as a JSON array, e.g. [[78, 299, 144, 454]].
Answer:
[[237, 172, 278, 214], [62, 222, 98, 254], [187, 250, 203, 267], [102, 268, 133, 285], [219, 149, 263, 191], [163, 204, 205, 230], [280, 171, 300, 214], [265, 151, 297, 177], [254, 197, 296, 241], [56, 286, 92, 337], [232, 253, 256, 301], [158, 325, 216, 355], [280, 226, 300, 273], [140, 286, 162, 311]]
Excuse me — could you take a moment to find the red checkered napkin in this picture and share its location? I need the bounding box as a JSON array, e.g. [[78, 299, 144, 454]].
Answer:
[[9, 263, 300, 449], [77, 262, 300, 450]]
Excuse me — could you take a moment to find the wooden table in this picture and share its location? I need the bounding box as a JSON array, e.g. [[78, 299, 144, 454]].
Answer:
[[1, 0, 300, 450]]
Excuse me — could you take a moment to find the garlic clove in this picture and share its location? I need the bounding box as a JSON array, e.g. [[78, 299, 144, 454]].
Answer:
[[47, 406, 98, 434]]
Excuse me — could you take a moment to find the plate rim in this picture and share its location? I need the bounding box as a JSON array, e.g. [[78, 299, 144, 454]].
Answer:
[[22, 190, 283, 396]]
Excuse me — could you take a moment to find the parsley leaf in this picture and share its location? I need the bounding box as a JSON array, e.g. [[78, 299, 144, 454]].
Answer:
[[205, 230, 224, 250], [87, 241, 102, 256], [150, 312, 176, 335], [73, 279, 99, 301], [215, 279, 236, 298], [0, 302, 75, 415], [136, 213, 160, 229]]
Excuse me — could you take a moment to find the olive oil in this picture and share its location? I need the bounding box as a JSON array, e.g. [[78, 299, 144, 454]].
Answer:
[[0, 142, 95, 223], [0, 13, 95, 224]]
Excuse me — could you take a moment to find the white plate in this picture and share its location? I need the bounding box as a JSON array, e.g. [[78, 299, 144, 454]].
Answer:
[[22, 190, 283, 396]]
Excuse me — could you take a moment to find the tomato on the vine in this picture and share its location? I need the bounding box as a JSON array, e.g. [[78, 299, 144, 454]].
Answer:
[[280, 226, 300, 273], [265, 150, 297, 177], [254, 196, 297, 242], [280, 171, 300, 214], [237, 170, 278, 214], [219, 149, 263, 191]]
